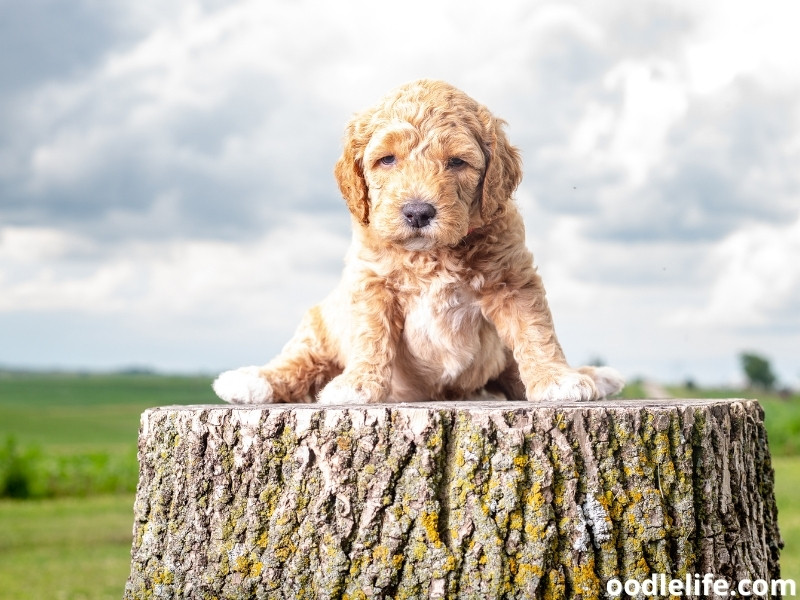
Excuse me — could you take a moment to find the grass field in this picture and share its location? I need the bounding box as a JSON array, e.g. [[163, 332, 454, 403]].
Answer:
[[0, 372, 218, 452], [0, 494, 134, 600], [0, 373, 218, 498], [0, 373, 798, 599], [775, 457, 800, 581], [0, 372, 218, 599]]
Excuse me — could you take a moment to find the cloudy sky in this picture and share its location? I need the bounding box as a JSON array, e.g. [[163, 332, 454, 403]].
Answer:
[[1, 0, 798, 387]]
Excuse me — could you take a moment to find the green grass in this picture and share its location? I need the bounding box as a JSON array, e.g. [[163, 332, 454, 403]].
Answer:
[[0, 372, 217, 452], [0, 373, 219, 599], [618, 378, 646, 399], [774, 457, 800, 580], [0, 494, 134, 600], [0, 372, 218, 498]]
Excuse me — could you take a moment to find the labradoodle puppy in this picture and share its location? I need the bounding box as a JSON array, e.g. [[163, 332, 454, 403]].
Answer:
[[213, 79, 624, 404]]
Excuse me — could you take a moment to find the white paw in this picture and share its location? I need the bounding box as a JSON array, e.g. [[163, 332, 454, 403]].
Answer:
[[535, 371, 597, 402], [590, 366, 625, 398], [212, 366, 273, 404], [317, 376, 373, 405]]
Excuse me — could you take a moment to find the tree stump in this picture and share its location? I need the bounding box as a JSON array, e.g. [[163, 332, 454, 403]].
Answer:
[[124, 399, 782, 599]]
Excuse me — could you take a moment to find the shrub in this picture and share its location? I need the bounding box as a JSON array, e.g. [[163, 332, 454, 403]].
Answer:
[[0, 436, 138, 499], [0, 437, 33, 498]]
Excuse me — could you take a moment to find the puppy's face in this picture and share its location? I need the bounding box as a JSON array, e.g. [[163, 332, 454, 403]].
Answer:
[[335, 80, 522, 251], [361, 117, 486, 250]]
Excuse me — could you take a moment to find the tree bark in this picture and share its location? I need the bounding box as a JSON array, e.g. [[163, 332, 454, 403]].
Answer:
[[124, 399, 782, 599]]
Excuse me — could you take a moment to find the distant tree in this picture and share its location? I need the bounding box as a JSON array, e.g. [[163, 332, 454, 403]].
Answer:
[[588, 356, 606, 367], [740, 352, 777, 390]]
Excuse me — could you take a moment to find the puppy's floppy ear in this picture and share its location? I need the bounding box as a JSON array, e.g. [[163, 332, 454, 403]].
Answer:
[[480, 113, 522, 223], [334, 114, 371, 226]]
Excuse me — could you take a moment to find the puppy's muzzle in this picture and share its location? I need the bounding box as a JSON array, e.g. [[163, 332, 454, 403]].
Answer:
[[402, 202, 437, 229]]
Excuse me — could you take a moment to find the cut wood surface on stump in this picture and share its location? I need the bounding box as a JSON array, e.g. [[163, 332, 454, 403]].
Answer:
[[123, 399, 782, 600]]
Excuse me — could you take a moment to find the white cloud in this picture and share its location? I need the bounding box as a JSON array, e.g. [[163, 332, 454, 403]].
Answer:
[[669, 214, 800, 328], [600, 60, 688, 186], [0, 219, 349, 329], [684, 0, 800, 94]]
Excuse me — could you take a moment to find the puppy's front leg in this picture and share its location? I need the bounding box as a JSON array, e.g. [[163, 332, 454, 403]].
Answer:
[[317, 277, 399, 405], [480, 270, 599, 402], [213, 305, 340, 404]]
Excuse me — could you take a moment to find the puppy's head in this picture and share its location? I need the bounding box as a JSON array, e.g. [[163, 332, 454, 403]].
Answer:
[[335, 79, 522, 251]]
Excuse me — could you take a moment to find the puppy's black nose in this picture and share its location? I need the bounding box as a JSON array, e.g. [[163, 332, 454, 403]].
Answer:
[[402, 202, 437, 229]]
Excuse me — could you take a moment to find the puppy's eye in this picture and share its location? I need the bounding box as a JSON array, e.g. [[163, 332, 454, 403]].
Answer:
[[379, 155, 396, 166], [447, 157, 466, 169]]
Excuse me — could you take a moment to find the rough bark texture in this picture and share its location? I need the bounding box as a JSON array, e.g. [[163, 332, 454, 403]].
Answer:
[[124, 399, 781, 600]]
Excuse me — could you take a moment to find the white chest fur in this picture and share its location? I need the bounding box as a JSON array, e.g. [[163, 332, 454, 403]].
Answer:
[[401, 276, 499, 384]]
